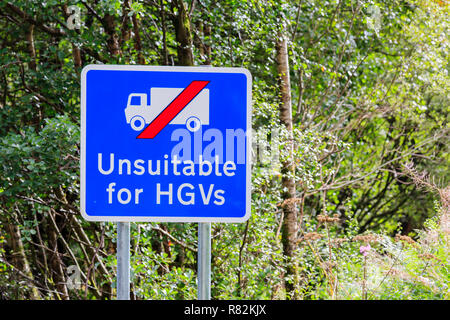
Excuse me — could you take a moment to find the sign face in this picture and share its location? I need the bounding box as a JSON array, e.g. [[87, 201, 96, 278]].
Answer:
[[81, 65, 252, 222]]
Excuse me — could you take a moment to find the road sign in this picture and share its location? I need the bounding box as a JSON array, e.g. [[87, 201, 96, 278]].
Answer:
[[81, 65, 252, 222]]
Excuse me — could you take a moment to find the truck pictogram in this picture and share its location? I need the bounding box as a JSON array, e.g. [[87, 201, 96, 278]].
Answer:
[[125, 87, 209, 133]]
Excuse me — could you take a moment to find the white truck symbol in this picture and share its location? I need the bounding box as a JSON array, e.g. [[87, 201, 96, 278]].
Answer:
[[124, 87, 209, 132]]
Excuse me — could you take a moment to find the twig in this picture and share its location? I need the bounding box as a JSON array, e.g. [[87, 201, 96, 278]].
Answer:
[[150, 225, 198, 252]]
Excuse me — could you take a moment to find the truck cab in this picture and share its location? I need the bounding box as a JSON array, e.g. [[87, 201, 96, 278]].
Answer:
[[127, 93, 148, 108], [124, 93, 153, 131]]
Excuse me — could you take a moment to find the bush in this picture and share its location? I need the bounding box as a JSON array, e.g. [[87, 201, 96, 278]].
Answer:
[[312, 186, 449, 300]]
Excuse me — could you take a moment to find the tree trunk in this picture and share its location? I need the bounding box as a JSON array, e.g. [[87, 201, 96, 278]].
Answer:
[[159, 0, 169, 65], [172, 0, 194, 66], [62, 4, 82, 68], [104, 14, 121, 57], [25, 23, 44, 129], [276, 26, 300, 299], [132, 13, 145, 64], [203, 23, 211, 65], [120, 0, 132, 46], [196, 20, 211, 65], [5, 223, 41, 299], [47, 212, 69, 300], [26, 24, 36, 71]]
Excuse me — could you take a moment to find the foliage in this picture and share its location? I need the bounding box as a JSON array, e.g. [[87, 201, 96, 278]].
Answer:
[[0, 0, 448, 300], [310, 186, 449, 300]]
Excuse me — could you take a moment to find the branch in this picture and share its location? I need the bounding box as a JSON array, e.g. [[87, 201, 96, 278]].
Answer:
[[290, 0, 304, 42], [5, 3, 66, 37], [315, 131, 448, 192], [79, 46, 107, 64], [79, 0, 105, 27], [18, 63, 65, 114], [188, 0, 197, 17], [150, 225, 198, 252]]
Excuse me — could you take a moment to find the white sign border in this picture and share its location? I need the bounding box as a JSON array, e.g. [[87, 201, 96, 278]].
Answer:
[[80, 64, 252, 223]]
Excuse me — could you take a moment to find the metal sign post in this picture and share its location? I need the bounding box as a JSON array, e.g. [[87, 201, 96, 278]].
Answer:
[[80, 65, 252, 300], [197, 222, 211, 300], [117, 222, 130, 300]]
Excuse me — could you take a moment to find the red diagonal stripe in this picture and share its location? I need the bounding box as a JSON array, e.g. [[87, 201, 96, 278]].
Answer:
[[137, 80, 210, 139]]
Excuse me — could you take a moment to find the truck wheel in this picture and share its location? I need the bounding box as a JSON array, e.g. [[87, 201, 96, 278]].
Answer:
[[186, 116, 201, 132], [130, 116, 146, 131]]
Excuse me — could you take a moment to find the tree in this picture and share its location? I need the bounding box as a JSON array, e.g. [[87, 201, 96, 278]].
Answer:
[[0, 0, 447, 300]]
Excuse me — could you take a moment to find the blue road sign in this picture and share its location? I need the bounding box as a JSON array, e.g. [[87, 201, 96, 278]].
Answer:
[[81, 65, 252, 222]]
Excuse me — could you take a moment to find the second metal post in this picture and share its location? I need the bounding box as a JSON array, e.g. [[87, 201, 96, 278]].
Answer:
[[117, 222, 130, 300], [197, 222, 211, 300]]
